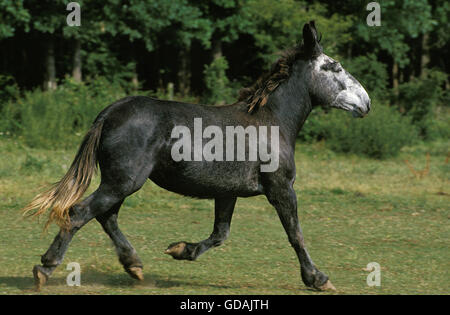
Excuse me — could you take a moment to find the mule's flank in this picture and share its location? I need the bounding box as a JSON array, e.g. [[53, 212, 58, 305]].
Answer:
[[22, 120, 104, 231]]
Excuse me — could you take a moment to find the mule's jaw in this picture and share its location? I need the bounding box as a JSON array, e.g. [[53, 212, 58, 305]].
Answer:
[[33, 265, 48, 291]]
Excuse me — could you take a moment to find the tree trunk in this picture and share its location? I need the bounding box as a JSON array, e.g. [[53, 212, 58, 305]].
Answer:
[[44, 37, 57, 90], [212, 37, 223, 61], [131, 66, 139, 90], [177, 47, 191, 96], [420, 33, 429, 79], [72, 38, 82, 82], [392, 59, 400, 106], [392, 61, 399, 89], [129, 43, 139, 90], [130, 44, 139, 90]]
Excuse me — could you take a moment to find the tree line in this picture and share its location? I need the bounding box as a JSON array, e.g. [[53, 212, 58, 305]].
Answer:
[[0, 0, 448, 158], [0, 0, 447, 98]]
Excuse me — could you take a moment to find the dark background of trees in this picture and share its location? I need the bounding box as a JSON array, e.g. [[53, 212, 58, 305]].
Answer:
[[0, 0, 448, 157], [1, 0, 447, 95]]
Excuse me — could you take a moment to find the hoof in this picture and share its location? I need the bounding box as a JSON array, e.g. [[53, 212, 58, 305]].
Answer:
[[33, 265, 48, 291], [127, 266, 144, 281], [165, 242, 187, 259], [317, 280, 336, 291]]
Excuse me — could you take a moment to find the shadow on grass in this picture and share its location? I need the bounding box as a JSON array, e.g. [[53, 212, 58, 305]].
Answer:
[[0, 265, 326, 294], [0, 267, 238, 293], [0, 276, 34, 292]]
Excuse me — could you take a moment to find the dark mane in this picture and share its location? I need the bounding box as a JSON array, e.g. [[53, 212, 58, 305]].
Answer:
[[238, 45, 305, 113]]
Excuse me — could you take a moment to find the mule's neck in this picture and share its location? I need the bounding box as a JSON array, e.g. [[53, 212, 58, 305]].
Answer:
[[264, 62, 312, 147]]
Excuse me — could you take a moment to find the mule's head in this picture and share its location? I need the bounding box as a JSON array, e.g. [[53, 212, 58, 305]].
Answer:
[[303, 21, 371, 117]]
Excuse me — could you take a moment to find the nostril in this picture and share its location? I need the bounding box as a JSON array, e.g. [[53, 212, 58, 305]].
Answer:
[[366, 99, 371, 112]]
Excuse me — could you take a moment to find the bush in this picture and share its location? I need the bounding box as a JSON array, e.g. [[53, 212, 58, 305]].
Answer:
[[0, 76, 126, 148], [202, 57, 236, 105], [299, 107, 330, 142], [396, 70, 447, 140], [0, 74, 20, 109], [326, 103, 418, 158], [431, 106, 450, 139], [302, 103, 419, 159]]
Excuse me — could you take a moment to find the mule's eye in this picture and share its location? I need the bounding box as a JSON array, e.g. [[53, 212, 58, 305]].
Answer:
[[333, 63, 342, 72], [321, 61, 341, 72], [331, 62, 341, 72]]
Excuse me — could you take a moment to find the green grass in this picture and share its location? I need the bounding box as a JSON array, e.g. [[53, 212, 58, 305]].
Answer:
[[0, 136, 448, 295]]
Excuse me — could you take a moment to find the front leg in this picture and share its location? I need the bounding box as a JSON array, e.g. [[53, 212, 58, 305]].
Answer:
[[165, 197, 236, 261], [265, 184, 335, 291]]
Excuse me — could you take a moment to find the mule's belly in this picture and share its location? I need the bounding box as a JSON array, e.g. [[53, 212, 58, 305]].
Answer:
[[149, 160, 263, 199]]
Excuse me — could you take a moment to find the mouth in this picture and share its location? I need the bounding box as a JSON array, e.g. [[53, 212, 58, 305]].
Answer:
[[332, 91, 370, 118], [338, 102, 367, 118], [351, 106, 366, 118], [336, 103, 365, 118]]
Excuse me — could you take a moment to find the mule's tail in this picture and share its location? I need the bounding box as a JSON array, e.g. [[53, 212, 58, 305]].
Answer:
[[22, 120, 104, 231]]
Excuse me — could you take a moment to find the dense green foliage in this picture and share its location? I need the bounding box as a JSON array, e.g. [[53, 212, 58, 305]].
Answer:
[[396, 70, 448, 140], [325, 104, 418, 159], [202, 56, 235, 105], [0, 78, 126, 148], [0, 0, 448, 157], [301, 103, 419, 159]]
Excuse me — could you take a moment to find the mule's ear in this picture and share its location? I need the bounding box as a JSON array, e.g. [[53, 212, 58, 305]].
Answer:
[[309, 21, 318, 38], [303, 21, 322, 58]]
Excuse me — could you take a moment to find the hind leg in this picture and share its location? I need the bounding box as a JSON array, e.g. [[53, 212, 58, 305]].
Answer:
[[33, 136, 155, 289], [33, 185, 136, 290], [96, 201, 144, 281]]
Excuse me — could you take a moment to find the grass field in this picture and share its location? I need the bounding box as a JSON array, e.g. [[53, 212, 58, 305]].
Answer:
[[0, 136, 448, 295]]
